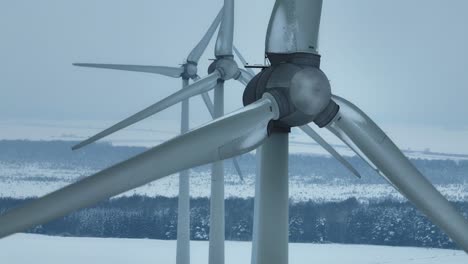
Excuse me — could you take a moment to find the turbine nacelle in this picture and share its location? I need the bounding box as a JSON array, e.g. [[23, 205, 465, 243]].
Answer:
[[243, 53, 335, 130]]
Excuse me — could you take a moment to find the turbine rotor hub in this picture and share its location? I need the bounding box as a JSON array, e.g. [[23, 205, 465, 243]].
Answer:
[[182, 61, 198, 79], [208, 56, 241, 81], [243, 53, 338, 129]]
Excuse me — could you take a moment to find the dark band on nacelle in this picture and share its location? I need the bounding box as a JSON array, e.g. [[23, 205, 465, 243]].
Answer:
[[267, 121, 291, 134], [314, 100, 339, 128], [266, 52, 321, 67]]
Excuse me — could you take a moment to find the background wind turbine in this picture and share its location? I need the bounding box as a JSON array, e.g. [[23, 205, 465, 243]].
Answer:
[[73, 1, 256, 263], [70, 6, 244, 264], [193, 1, 253, 263], [0, 2, 467, 264]]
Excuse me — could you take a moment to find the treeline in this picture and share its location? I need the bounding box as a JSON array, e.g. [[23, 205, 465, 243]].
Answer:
[[1, 140, 468, 184], [1, 196, 466, 250]]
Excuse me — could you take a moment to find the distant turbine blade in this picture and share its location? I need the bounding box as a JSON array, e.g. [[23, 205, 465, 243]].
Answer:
[[299, 125, 361, 179], [327, 95, 468, 253], [73, 63, 184, 78], [0, 97, 279, 239], [215, 0, 234, 57], [72, 71, 222, 150], [187, 7, 223, 63], [232, 157, 244, 181], [237, 69, 254, 86], [233, 46, 255, 76], [328, 123, 382, 176], [201, 92, 215, 117], [193, 75, 215, 116]]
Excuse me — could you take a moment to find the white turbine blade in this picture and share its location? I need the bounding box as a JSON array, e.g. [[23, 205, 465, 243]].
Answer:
[[327, 95, 468, 252], [237, 69, 254, 86], [300, 125, 361, 179], [193, 75, 215, 116], [72, 71, 222, 150], [215, 0, 234, 57], [199, 86, 243, 182], [201, 92, 215, 117], [187, 7, 223, 63], [73, 63, 184, 78], [233, 45, 255, 76], [266, 0, 322, 54], [232, 157, 244, 181], [0, 97, 279, 239]]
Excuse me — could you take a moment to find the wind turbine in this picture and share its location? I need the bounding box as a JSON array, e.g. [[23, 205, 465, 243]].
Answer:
[[70, 5, 247, 264], [1, 1, 468, 264], [71, 2, 257, 264]]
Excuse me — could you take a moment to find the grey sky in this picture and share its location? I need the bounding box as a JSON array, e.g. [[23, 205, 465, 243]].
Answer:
[[1, 0, 468, 130]]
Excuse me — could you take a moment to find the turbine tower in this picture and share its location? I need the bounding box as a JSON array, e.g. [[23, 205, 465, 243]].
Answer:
[[209, 1, 236, 263], [1, 1, 468, 264]]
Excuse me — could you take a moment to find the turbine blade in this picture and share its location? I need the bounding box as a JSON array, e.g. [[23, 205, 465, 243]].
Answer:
[[199, 83, 243, 182], [300, 125, 361, 179], [201, 92, 215, 117], [72, 71, 222, 150], [215, 0, 234, 57], [187, 7, 223, 63], [265, 0, 322, 55], [237, 69, 254, 86], [233, 46, 255, 76], [327, 95, 468, 252], [0, 97, 278, 238], [193, 75, 215, 116], [73, 63, 183, 78], [232, 157, 244, 181]]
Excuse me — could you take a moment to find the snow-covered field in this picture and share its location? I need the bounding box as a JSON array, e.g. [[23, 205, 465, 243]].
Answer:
[[1, 119, 468, 202], [2, 161, 468, 202], [1, 121, 467, 261], [1, 234, 466, 264]]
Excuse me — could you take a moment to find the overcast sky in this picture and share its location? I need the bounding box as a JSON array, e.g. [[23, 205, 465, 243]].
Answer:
[[1, 0, 468, 130]]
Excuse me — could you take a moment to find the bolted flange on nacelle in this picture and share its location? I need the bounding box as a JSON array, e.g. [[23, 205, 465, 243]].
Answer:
[[243, 53, 339, 131]]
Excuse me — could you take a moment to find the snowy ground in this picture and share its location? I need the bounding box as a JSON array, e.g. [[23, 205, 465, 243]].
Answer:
[[2, 161, 468, 202], [1, 119, 468, 202], [1, 234, 466, 264]]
